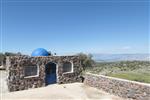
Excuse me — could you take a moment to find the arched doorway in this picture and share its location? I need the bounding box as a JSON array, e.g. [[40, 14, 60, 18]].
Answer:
[[45, 62, 57, 85]]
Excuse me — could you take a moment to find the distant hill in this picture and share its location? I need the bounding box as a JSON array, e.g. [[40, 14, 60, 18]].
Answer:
[[92, 54, 150, 62]]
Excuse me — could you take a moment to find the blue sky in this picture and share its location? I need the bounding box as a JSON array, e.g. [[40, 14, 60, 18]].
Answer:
[[0, 0, 149, 55]]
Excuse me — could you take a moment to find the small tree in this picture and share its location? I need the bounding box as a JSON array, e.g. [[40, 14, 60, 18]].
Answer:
[[77, 53, 95, 70]]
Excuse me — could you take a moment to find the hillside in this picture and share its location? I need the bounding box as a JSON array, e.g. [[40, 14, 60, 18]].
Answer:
[[85, 61, 150, 83]]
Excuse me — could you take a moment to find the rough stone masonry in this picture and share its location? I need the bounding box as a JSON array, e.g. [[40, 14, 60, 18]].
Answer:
[[84, 73, 150, 100], [6, 56, 83, 92]]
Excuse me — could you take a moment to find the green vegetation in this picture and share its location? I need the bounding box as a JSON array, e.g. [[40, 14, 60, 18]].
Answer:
[[84, 61, 150, 83], [77, 53, 95, 70], [109, 72, 150, 83]]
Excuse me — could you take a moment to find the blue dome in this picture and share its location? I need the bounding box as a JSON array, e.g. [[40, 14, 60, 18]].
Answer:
[[31, 48, 49, 57]]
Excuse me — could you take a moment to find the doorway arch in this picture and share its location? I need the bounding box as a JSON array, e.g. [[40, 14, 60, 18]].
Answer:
[[45, 62, 57, 85]]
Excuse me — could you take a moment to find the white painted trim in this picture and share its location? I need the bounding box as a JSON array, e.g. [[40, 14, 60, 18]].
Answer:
[[24, 65, 39, 78], [63, 61, 74, 74], [56, 63, 59, 82]]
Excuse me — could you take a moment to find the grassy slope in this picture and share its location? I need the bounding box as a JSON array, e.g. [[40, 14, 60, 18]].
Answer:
[[108, 72, 150, 83], [85, 61, 150, 83]]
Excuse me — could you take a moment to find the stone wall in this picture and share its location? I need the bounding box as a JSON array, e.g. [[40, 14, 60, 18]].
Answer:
[[6, 56, 83, 92], [84, 73, 150, 100]]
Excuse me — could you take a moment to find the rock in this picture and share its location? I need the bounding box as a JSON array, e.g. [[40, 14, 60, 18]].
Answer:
[[127, 89, 136, 98]]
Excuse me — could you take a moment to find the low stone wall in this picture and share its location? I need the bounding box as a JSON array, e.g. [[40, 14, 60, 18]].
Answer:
[[6, 56, 83, 92], [84, 73, 150, 100]]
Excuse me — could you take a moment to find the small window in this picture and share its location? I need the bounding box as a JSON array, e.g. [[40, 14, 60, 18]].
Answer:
[[63, 62, 73, 73], [24, 65, 38, 77]]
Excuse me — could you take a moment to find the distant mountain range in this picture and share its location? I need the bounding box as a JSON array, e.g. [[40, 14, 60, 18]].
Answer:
[[92, 54, 150, 62]]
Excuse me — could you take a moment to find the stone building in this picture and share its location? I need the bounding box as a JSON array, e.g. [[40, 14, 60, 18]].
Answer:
[[6, 55, 83, 92]]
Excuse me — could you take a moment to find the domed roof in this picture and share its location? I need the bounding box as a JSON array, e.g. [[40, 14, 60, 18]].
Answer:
[[31, 48, 49, 57]]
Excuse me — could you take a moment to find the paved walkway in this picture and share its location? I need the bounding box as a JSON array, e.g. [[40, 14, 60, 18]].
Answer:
[[0, 71, 125, 100], [0, 71, 8, 94], [2, 83, 125, 100]]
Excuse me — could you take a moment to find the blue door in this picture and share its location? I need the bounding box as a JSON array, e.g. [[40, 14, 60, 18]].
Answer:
[[45, 62, 56, 85]]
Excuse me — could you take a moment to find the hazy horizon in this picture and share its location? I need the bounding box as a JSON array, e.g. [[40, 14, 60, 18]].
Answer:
[[1, 51, 150, 56]]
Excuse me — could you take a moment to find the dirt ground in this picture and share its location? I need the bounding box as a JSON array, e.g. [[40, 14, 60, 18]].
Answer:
[[1, 71, 125, 100]]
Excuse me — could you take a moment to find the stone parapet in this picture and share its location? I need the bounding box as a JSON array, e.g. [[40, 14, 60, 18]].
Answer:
[[84, 73, 150, 100]]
